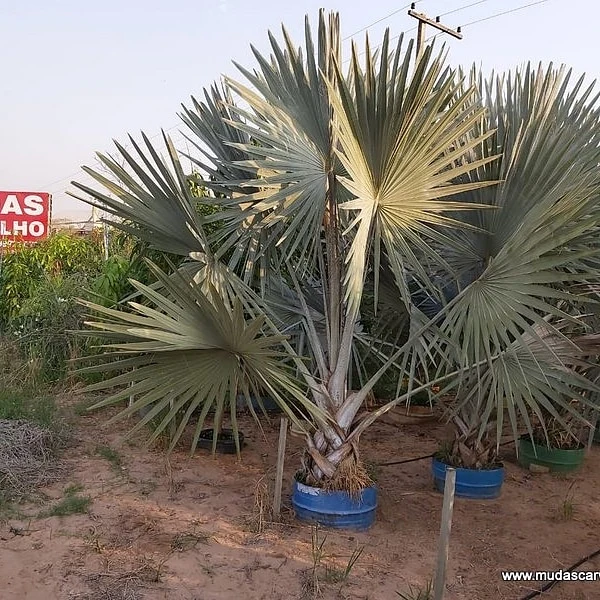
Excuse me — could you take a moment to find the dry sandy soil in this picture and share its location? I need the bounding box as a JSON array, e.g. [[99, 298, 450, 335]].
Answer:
[[1, 397, 599, 600]]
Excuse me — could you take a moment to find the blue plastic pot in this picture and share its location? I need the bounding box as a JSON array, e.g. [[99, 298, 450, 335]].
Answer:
[[432, 457, 504, 499], [292, 480, 377, 530]]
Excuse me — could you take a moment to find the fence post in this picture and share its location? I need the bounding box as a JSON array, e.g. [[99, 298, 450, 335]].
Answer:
[[273, 417, 289, 519], [433, 467, 456, 600]]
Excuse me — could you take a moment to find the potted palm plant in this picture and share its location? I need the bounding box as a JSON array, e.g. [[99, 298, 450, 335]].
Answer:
[[424, 65, 600, 496], [433, 325, 600, 495], [432, 444, 505, 500], [70, 12, 600, 526], [518, 409, 588, 473], [432, 409, 505, 499]]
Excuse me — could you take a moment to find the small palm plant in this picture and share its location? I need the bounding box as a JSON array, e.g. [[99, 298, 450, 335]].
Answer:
[[431, 65, 600, 466], [71, 11, 600, 493]]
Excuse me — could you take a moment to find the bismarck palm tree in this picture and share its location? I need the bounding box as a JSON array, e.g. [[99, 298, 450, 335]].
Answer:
[[432, 65, 600, 464], [71, 12, 600, 488]]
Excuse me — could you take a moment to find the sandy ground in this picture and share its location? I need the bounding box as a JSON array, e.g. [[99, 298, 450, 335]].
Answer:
[[1, 398, 599, 600]]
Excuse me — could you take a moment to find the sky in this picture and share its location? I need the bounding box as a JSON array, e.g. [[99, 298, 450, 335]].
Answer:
[[1, 0, 598, 219]]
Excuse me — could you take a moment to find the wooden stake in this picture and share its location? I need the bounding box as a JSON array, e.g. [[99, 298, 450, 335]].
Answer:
[[433, 467, 456, 600], [587, 413, 598, 453], [273, 417, 289, 519]]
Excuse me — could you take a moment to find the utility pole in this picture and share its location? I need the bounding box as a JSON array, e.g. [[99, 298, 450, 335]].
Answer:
[[408, 3, 463, 63]]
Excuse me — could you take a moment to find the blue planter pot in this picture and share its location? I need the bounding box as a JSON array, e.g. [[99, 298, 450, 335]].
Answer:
[[432, 457, 504, 499], [292, 480, 377, 530]]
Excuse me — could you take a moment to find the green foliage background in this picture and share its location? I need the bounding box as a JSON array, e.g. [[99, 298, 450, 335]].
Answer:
[[0, 178, 218, 383]]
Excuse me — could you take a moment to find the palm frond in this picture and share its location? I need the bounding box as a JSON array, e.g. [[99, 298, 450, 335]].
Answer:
[[420, 63, 600, 450], [180, 83, 257, 194], [329, 35, 499, 316], [446, 320, 600, 448], [78, 261, 326, 453], [443, 63, 600, 287], [69, 133, 207, 256], [208, 10, 342, 275]]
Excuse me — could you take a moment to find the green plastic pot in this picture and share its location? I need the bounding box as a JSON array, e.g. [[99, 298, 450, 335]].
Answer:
[[518, 437, 585, 473]]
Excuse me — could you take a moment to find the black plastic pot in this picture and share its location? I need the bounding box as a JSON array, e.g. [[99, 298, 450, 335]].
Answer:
[[197, 429, 245, 454], [236, 394, 282, 413]]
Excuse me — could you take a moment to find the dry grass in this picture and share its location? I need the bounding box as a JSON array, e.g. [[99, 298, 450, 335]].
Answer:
[[0, 339, 39, 387], [554, 481, 577, 522], [301, 524, 364, 599], [70, 572, 145, 600], [322, 456, 373, 496], [248, 475, 271, 533], [396, 581, 433, 600], [170, 530, 211, 551], [0, 419, 68, 502]]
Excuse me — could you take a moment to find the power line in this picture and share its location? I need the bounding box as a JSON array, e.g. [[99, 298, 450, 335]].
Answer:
[[345, 0, 548, 64], [41, 122, 185, 192], [340, 0, 493, 44], [343, 0, 480, 64], [343, 26, 416, 64], [44, 0, 550, 197], [409, 7, 463, 62], [42, 2, 463, 191], [439, 0, 494, 18], [342, 1, 423, 41], [461, 0, 548, 28]]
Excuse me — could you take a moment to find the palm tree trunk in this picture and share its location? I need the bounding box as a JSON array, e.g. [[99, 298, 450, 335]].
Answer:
[[325, 168, 342, 383], [304, 426, 360, 484]]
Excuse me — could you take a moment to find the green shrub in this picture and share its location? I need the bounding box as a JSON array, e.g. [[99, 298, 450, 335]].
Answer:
[[0, 189, 213, 384], [0, 232, 102, 324], [12, 274, 91, 382], [0, 385, 58, 428], [42, 493, 91, 517], [90, 255, 135, 307]]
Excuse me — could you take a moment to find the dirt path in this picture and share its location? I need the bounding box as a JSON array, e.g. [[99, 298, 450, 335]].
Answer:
[[1, 401, 599, 600]]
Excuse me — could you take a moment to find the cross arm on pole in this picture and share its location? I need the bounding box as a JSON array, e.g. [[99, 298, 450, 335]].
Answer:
[[408, 10, 463, 39]]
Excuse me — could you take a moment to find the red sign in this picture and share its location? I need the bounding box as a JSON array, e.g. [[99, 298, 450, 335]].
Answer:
[[0, 191, 51, 242]]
